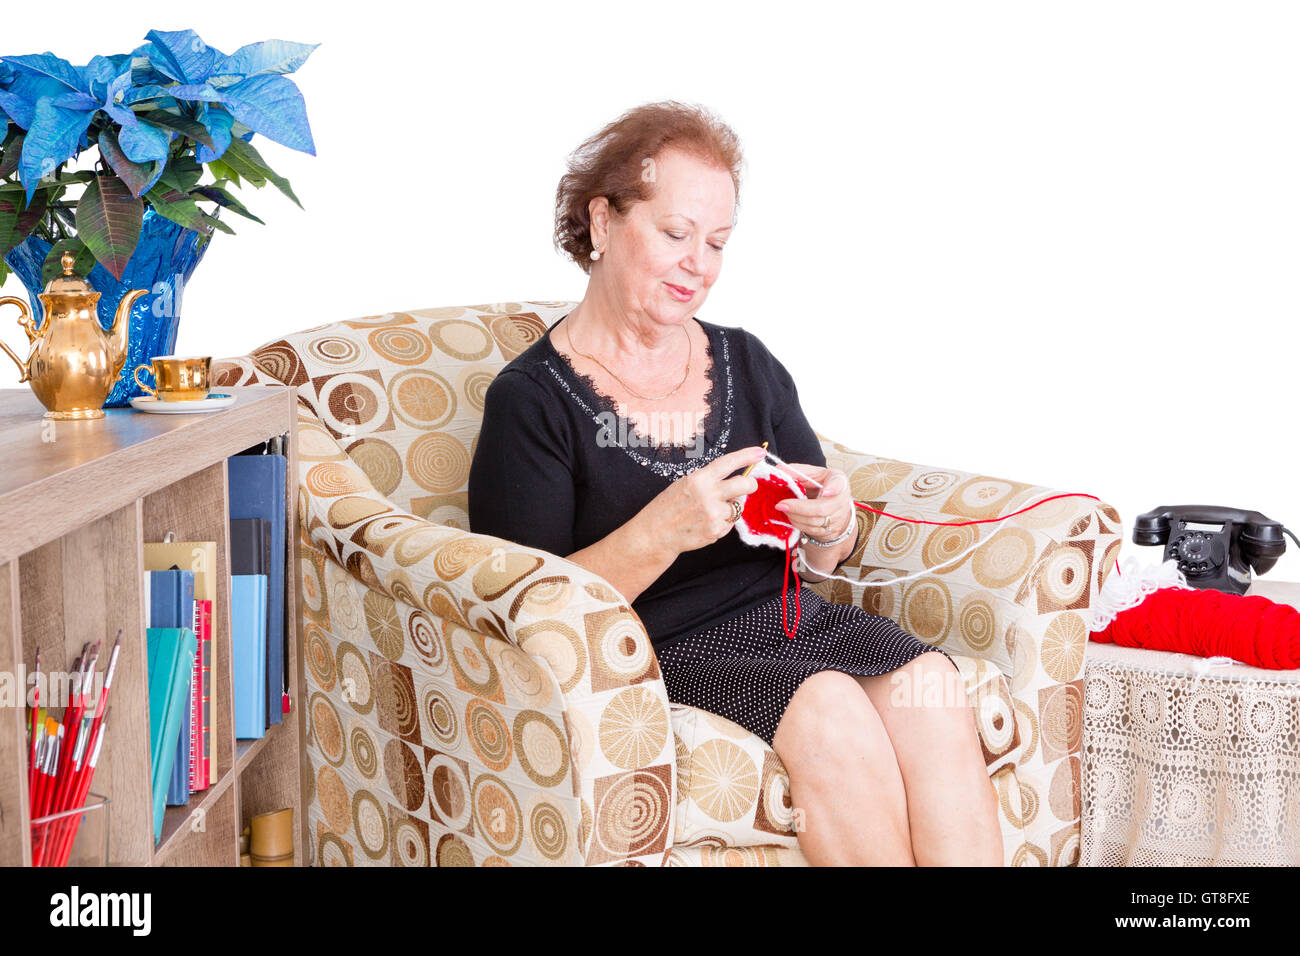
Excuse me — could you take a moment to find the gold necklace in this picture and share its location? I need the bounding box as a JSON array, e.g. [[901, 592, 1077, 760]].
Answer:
[[563, 315, 692, 401]]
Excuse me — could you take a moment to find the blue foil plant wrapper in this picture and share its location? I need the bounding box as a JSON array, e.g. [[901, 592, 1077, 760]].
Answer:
[[4, 209, 212, 407]]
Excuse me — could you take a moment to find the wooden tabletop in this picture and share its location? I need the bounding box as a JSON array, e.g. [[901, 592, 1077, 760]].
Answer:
[[0, 386, 294, 564]]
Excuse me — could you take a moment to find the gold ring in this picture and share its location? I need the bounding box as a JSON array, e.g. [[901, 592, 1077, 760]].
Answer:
[[728, 499, 743, 523]]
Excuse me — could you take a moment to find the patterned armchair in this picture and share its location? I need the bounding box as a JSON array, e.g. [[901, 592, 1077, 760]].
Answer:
[[214, 300, 1122, 866]]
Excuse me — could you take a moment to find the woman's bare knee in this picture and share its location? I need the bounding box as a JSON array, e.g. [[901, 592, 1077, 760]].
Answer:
[[771, 671, 913, 863], [772, 671, 875, 762]]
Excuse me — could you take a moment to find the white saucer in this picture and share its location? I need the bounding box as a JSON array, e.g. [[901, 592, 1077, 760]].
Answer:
[[130, 393, 236, 414]]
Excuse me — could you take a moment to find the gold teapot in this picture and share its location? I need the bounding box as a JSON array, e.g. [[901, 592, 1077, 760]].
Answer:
[[0, 252, 149, 420]]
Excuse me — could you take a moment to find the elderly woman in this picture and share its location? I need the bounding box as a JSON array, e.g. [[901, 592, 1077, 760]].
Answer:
[[467, 101, 1001, 866]]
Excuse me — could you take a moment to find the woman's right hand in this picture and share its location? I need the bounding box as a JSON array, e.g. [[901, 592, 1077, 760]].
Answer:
[[641, 445, 768, 556]]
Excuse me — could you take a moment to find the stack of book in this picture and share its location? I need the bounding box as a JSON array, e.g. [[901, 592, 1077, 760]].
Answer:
[[144, 538, 215, 825], [229, 445, 287, 740], [142, 440, 289, 839]]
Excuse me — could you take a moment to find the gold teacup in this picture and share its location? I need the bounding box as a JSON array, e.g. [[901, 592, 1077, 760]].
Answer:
[[133, 355, 212, 402]]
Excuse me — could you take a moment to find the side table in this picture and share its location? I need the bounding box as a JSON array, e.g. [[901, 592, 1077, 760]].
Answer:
[[1080, 579, 1300, 866]]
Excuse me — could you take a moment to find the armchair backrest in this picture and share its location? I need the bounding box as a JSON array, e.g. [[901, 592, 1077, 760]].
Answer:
[[214, 301, 577, 527]]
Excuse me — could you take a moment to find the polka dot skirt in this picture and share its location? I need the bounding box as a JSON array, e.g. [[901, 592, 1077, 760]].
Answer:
[[656, 585, 953, 747]]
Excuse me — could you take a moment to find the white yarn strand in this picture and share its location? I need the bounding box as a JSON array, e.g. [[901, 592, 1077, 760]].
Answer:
[[1087, 556, 1191, 633], [796, 491, 1071, 588], [761, 448, 824, 491], [791, 517, 1009, 587]]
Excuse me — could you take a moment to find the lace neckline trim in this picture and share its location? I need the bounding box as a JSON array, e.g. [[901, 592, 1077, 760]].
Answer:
[[540, 314, 735, 478]]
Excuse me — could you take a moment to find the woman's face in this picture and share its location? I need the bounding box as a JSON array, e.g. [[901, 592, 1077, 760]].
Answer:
[[592, 147, 736, 327]]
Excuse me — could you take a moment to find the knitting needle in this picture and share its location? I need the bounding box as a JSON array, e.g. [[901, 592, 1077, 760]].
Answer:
[[741, 442, 768, 478]]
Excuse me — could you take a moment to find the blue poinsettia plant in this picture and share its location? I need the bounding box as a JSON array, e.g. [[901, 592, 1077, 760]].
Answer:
[[0, 28, 316, 284]]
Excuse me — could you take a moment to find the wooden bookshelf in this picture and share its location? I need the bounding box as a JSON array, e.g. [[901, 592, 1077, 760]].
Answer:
[[0, 386, 306, 866]]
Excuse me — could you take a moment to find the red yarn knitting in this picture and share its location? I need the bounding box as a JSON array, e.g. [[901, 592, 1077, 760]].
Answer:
[[1092, 586, 1300, 670], [736, 467, 810, 639]]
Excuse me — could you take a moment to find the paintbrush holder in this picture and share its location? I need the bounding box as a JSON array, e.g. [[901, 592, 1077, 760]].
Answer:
[[30, 791, 109, 867]]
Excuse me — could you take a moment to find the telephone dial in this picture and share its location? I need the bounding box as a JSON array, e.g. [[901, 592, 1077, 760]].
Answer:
[[1133, 505, 1300, 595]]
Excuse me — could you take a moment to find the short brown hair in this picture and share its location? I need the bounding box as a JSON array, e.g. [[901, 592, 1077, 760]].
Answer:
[[553, 100, 744, 274]]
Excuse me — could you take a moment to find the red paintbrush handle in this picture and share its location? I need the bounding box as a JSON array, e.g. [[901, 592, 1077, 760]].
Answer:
[[55, 721, 105, 868], [47, 776, 83, 867], [30, 771, 51, 866], [30, 771, 46, 823], [56, 772, 93, 867], [45, 751, 86, 867], [35, 755, 57, 818], [54, 712, 81, 805]]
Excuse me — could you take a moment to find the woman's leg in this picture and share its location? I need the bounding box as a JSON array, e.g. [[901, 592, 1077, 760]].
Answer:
[[771, 670, 915, 865], [854, 651, 1002, 866]]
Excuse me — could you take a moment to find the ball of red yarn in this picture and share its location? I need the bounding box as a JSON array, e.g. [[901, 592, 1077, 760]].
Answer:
[[1092, 586, 1300, 670]]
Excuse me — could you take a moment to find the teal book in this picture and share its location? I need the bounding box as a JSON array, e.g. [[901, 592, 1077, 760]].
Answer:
[[146, 626, 197, 843], [150, 569, 196, 807]]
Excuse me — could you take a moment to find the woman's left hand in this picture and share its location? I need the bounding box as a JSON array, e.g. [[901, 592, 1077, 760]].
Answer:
[[773, 464, 855, 541]]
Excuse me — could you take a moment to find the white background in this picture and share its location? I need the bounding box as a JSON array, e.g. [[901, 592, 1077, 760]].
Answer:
[[4, 1, 1298, 579]]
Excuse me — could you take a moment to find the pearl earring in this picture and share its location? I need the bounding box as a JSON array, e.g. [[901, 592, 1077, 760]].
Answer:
[[589, 246, 601, 261]]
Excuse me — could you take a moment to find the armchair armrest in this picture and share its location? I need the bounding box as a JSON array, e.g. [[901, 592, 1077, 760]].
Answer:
[[812, 434, 1121, 677], [809, 433, 1124, 866], [291, 404, 677, 866]]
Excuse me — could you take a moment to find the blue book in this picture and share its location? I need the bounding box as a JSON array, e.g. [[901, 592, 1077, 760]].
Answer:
[[149, 569, 195, 807], [228, 453, 286, 726], [146, 627, 196, 843], [231, 517, 269, 739]]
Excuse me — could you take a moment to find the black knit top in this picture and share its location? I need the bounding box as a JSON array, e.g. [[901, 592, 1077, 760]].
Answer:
[[467, 312, 827, 650]]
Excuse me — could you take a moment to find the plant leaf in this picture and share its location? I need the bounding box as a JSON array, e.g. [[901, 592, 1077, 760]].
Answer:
[[205, 157, 242, 187], [0, 65, 80, 130], [139, 29, 220, 85], [216, 40, 318, 80], [192, 184, 264, 224], [201, 212, 235, 235], [0, 53, 85, 95], [0, 170, 94, 194], [144, 183, 209, 235], [218, 74, 314, 155], [213, 137, 267, 188], [16, 190, 48, 236], [223, 136, 300, 207], [124, 83, 222, 104], [76, 172, 143, 280], [18, 99, 96, 201], [0, 190, 50, 256], [158, 154, 203, 194], [195, 103, 234, 163], [0, 128, 21, 179], [51, 202, 75, 233], [97, 127, 163, 197], [133, 110, 215, 151], [0, 199, 18, 258], [114, 112, 173, 164]]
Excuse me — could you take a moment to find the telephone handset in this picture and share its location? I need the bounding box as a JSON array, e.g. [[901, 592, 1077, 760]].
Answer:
[[1133, 505, 1298, 595]]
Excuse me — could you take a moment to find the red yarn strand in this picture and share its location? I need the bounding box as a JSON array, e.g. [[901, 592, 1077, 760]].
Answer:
[[851, 491, 1100, 527], [781, 538, 802, 639], [760, 487, 1114, 644]]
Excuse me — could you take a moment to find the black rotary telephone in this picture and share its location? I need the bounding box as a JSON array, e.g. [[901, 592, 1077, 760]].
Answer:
[[1133, 505, 1300, 595]]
